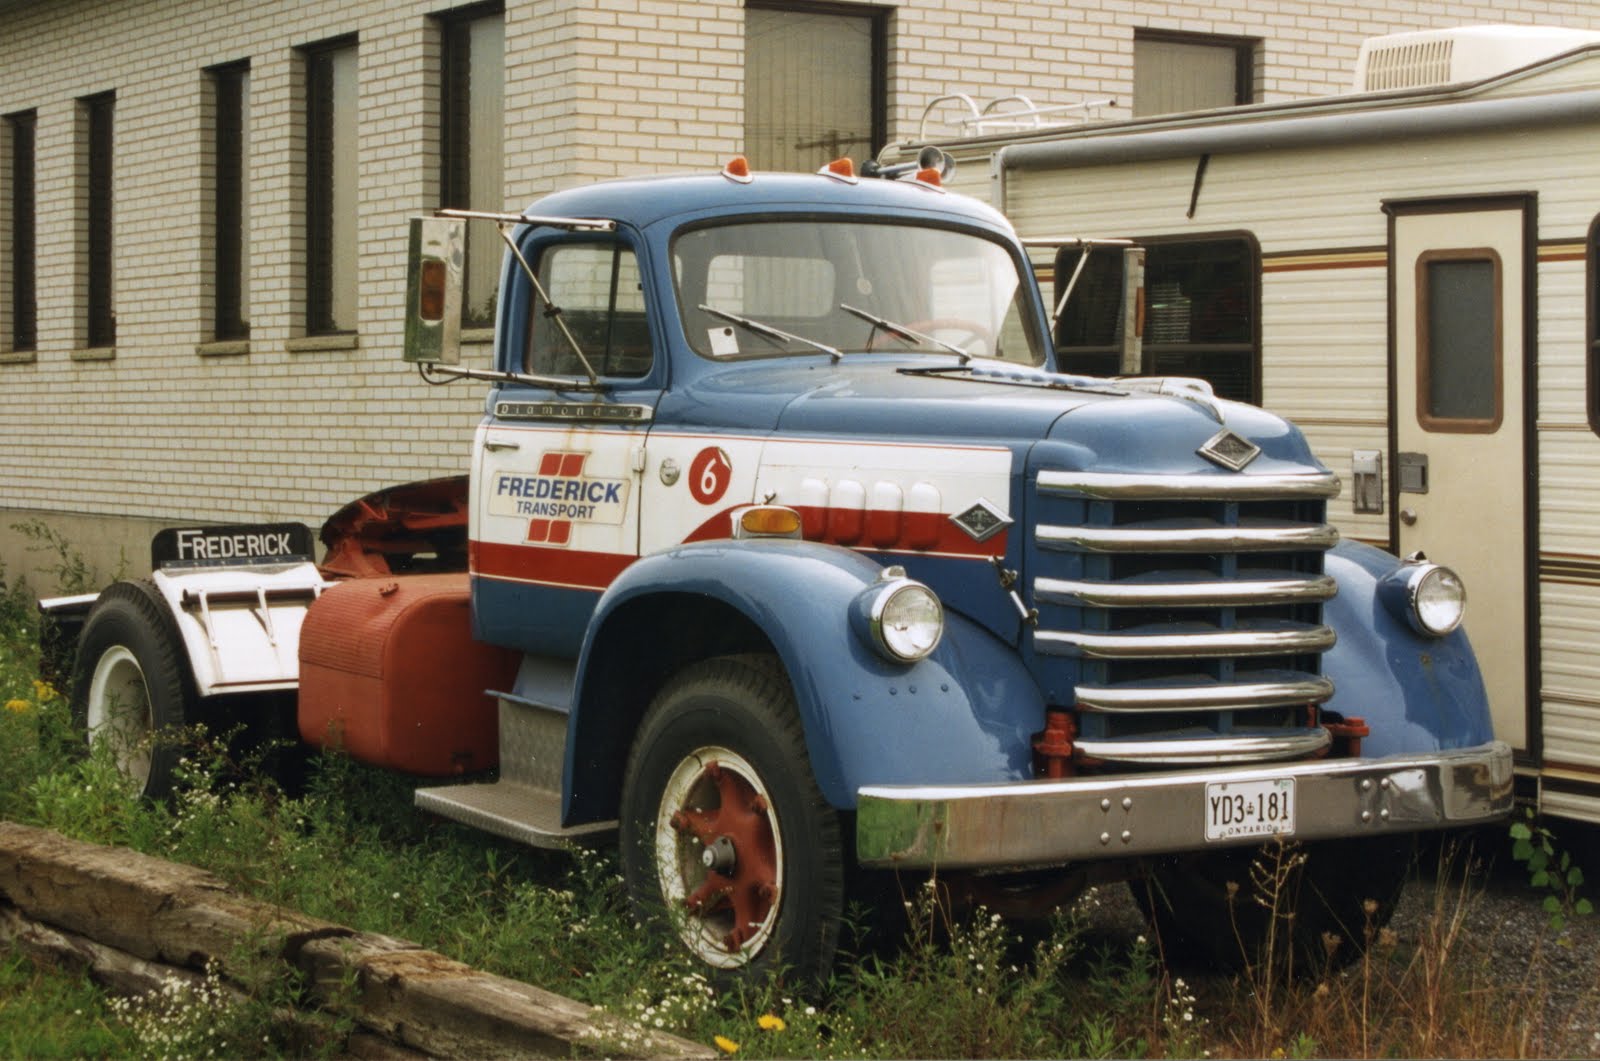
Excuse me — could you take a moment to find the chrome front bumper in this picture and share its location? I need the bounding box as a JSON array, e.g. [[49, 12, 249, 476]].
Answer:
[[854, 741, 1513, 869]]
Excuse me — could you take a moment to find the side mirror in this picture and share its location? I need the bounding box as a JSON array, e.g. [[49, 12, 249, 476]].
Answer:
[[404, 216, 465, 364]]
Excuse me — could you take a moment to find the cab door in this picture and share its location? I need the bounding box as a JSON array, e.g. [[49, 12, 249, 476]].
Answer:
[[1388, 197, 1533, 752], [471, 238, 660, 657]]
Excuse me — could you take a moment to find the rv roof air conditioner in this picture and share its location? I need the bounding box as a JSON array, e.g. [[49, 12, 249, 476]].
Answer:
[[1352, 24, 1600, 93]]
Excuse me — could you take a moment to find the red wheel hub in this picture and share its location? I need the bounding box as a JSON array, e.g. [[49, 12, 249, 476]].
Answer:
[[670, 761, 779, 952]]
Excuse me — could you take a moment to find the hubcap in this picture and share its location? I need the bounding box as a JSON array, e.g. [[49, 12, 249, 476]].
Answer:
[[86, 645, 154, 786], [654, 746, 782, 968]]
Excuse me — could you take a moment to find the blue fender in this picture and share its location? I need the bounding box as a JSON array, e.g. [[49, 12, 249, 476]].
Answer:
[[1321, 540, 1495, 756], [564, 538, 1043, 820]]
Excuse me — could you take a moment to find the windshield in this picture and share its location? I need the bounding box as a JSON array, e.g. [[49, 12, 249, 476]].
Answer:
[[672, 220, 1045, 365]]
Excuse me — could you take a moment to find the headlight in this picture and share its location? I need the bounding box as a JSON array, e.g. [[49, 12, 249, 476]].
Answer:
[[858, 568, 944, 662], [1383, 557, 1466, 637]]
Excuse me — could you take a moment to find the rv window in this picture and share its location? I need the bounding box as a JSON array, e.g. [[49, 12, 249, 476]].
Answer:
[[1416, 251, 1500, 433], [1589, 216, 1600, 437], [1054, 236, 1258, 403]]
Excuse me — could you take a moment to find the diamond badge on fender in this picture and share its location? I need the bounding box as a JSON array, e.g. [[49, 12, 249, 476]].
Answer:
[[1197, 429, 1261, 472], [951, 498, 1012, 542]]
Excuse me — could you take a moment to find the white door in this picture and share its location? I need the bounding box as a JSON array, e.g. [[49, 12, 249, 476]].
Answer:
[[1390, 199, 1530, 751]]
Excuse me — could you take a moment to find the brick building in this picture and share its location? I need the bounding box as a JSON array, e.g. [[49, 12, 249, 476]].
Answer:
[[3, 0, 1599, 589]]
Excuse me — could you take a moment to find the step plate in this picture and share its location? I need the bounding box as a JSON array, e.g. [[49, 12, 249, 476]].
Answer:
[[414, 780, 616, 850]]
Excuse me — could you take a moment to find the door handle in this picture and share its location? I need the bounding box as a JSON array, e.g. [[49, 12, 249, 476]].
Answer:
[[1399, 508, 1417, 526], [484, 440, 521, 452]]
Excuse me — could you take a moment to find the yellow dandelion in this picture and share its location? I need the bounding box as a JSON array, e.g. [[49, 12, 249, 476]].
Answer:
[[32, 679, 58, 701], [757, 1014, 786, 1032], [4, 699, 29, 714], [713, 1035, 740, 1054]]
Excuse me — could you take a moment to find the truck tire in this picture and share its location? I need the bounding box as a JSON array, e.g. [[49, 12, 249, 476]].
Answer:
[[1134, 835, 1414, 973], [619, 655, 844, 983], [69, 580, 196, 801]]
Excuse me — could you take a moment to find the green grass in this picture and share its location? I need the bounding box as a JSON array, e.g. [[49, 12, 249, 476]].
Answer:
[[0, 551, 1591, 1059]]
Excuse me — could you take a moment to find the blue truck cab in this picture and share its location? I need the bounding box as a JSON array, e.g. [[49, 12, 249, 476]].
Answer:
[[62, 155, 1512, 983]]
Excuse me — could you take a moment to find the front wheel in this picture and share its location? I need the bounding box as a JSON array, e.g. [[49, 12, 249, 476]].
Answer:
[[1134, 835, 1415, 973], [69, 580, 197, 800], [619, 656, 844, 983]]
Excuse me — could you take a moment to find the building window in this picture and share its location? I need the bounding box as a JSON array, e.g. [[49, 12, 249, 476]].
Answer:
[[1133, 30, 1255, 117], [210, 62, 250, 341], [744, 2, 886, 172], [82, 92, 116, 349], [1417, 249, 1501, 433], [304, 37, 358, 335], [5, 110, 36, 354], [1054, 235, 1260, 404], [439, 3, 504, 329]]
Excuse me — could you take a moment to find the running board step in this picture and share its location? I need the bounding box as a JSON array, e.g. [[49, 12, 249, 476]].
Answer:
[[413, 780, 615, 850], [413, 675, 615, 849]]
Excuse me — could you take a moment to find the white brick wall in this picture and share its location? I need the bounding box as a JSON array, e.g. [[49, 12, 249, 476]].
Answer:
[[2, 0, 1599, 587]]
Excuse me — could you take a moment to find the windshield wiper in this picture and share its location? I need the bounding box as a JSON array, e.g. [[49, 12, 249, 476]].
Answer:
[[839, 303, 972, 364], [699, 304, 842, 362]]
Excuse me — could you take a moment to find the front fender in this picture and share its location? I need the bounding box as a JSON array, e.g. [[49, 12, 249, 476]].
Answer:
[[567, 538, 1043, 817], [1322, 540, 1494, 756]]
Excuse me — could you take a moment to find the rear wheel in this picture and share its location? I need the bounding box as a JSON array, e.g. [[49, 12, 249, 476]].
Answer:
[[1134, 835, 1414, 973], [70, 581, 196, 800], [620, 655, 844, 983]]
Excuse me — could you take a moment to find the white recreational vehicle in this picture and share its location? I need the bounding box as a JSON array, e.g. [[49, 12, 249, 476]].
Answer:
[[884, 25, 1600, 827]]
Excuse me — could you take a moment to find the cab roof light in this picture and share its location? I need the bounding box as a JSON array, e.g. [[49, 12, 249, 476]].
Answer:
[[722, 156, 754, 184], [821, 157, 858, 183], [913, 167, 945, 189]]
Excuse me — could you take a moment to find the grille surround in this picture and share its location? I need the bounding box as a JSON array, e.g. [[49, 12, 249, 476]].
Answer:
[[1030, 468, 1341, 767]]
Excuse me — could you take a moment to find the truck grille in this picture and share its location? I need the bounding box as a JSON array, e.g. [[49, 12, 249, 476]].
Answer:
[[1030, 469, 1342, 768]]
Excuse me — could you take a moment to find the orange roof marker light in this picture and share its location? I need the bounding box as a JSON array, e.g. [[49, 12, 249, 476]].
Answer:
[[722, 156, 754, 184], [913, 167, 945, 188], [821, 157, 858, 183]]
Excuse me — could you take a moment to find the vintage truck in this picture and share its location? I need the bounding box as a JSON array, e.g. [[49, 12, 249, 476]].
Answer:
[[50, 153, 1512, 981]]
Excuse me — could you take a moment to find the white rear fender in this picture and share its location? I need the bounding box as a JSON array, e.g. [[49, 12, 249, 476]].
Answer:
[[149, 562, 335, 697]]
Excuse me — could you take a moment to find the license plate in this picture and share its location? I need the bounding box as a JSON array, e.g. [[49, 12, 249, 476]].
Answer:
[[1205, 778, 1295, 841]]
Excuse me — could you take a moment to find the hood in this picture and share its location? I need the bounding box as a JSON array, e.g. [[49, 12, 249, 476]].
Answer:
[[656, 357, 1324, 474]]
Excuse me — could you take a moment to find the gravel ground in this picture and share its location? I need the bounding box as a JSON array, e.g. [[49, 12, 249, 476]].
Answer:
[[1078, 822, 1600, 1058]]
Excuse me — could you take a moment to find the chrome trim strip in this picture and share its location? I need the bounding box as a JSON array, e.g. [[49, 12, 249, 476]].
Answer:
[[1073, 676, 1335, 711], [1074, 729, 1332, 764], [1038, 523, 1340, 553], [854, 741, 1515, 869], [1035, 573, 1337, 607], [1035, 625, 1336, 659], [1037, 469, 1342, 500]]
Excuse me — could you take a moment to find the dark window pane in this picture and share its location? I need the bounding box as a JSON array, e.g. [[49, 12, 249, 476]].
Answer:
[[745, 4, 882, 171], [1055, 237, 1258, 403], [212, 63, 250, 340], [86, 93, 115, 348], [1423, 258, 1498, 423], [7, 111, 36, 352]]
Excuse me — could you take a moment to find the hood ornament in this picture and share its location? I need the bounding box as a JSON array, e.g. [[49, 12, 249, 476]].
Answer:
[[1198, 429, 1262, 472]]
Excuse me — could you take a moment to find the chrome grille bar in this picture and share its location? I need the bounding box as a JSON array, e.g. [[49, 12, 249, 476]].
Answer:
[[1038, 522, 1340, 553], [1035, 624, 1336, 660], [1038, 469, 1341, 500], [1074, 728, 1333, 765], [1035, 573, 1337, 607], [1073, 675, 1335, 713]]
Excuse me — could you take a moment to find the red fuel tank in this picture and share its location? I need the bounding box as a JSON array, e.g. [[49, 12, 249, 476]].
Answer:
[[298, 573, 516, 775]]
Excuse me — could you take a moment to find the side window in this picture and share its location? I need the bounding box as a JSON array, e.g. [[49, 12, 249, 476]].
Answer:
[[1054, 236, 1259, 403], [1417, 249, 1501, 432], [526, 244, 652, 378]]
